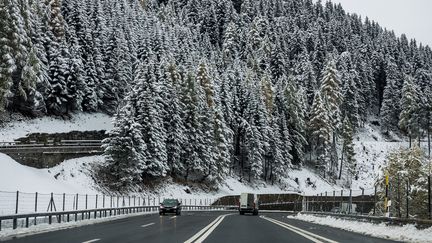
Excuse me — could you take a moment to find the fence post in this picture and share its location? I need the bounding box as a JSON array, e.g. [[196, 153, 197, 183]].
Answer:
[[348, 189, 352, 214], [428, 174, 431, 220], [361, 189, 364, 215], [13, 191, 19, 229], [63, 193, 65, 211], [406, 179, 409, 218], [332, 191, 335, 211], [34, 192, 38, 225], [374, 185, 377, 216], [325, 192, 328, 212], [340, 190, 343, 213]]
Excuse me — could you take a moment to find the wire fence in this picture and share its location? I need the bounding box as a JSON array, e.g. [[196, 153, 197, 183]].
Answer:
[[0, 190, 217, 216], [303, 188, 377, 215], [304, 175, 432, 220]]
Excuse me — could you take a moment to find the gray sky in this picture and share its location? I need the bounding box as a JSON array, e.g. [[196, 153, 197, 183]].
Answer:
[[315, 0, 432, 47]]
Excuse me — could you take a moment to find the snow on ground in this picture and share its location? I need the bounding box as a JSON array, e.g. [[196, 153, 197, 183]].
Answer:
[[351, 123, 411, 190], [288, 213, 432, 243], [0, 112, 113, 142], [0, 153, 101, 194]]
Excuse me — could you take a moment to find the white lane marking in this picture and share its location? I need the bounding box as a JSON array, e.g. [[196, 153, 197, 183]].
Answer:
[[141, 222, 155, 228], [184, 214, 231, 243], [82, 239, 100, 243], [261, 216, 339, 243], [194, 215, 226, 243], [170, 216, 177, 219], [261, 216, 323, 243], [184, 215, 222, 243]]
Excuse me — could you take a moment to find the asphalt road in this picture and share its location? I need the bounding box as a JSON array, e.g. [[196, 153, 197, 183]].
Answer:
[[2, 211, 399, 243]]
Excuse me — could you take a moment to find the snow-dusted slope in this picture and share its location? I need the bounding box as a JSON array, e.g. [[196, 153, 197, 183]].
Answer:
[[0, 153, 100, 194], [351, 123, 410, 190]]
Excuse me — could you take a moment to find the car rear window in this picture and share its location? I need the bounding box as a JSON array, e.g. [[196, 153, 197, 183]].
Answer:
[[162, 199, 178, 206]]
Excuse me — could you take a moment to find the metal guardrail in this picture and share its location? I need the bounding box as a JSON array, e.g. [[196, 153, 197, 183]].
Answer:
[[0, 205, 230, 231]]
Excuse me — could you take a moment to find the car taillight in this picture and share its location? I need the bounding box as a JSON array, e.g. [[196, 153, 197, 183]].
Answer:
[[253, 202, 256, 208], [160, 205, 164, 209]]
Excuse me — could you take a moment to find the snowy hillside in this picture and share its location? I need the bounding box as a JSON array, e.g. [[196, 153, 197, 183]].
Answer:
[[0, 113, 113, 142], [351, 122, 411, 190], [0, 112, 405, 197]]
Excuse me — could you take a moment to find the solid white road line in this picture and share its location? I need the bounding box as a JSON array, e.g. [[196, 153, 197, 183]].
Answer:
[[184, 215, 222, 243], [141, 223, 155, 228], [81, 239, 101, 243], [194, 215, 226, 243], [184, 214, 230, 243], [261, 216, 339, 243]]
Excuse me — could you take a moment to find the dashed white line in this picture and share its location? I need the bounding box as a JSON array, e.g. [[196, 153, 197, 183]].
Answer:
[[141, 223, 155, 228], [82, 239, 100, 243]]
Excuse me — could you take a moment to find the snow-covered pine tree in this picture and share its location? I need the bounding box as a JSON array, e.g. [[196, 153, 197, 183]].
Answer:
[[309, 91, 332, 178], [283, 75, 307, 165], [341, 70, 360, 129], [380, 56, 401, 132], [399, 75, 420, 147], [135, 63, 169, 178], [340, 115, 356, 185], [0, 0, 15, 111], [319, 59, 342, 177], [102, 104, 146, 190], [161, 61, 186, 178]]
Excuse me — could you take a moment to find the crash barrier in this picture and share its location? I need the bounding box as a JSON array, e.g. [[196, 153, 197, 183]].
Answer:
[[0, 205, 229, 231]]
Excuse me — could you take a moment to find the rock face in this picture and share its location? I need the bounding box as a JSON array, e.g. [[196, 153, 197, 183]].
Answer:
[[0, 131, 107, 168]]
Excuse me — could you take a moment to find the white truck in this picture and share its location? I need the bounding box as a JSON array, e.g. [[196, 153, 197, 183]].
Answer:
[[239, 193, 259, 215]]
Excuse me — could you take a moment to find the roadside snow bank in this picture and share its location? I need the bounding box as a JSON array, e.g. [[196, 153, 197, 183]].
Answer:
[[0, 113, 113, 142], [288, 214, 432, 243]]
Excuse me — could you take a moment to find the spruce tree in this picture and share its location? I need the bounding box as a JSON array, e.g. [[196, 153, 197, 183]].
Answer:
[[399, 76, 420, 147], [309, 91, 332, 178], [340, 116, 356, 185]]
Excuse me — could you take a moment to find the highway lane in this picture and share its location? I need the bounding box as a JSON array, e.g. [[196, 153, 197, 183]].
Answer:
[[2, 211, 400, 243]]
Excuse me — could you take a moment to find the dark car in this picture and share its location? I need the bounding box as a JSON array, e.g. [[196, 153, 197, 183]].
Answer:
[[159, 199, 182, 215]]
